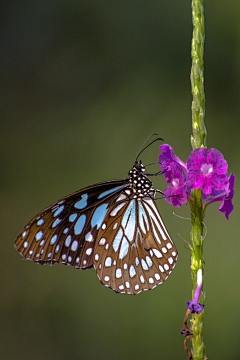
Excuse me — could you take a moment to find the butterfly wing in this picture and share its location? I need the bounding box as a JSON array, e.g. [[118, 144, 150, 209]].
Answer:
[[93, 194, 178, 295], [15, 180, 128, 269]]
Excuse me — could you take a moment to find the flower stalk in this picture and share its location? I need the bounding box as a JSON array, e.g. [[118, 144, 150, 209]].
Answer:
[[191, 0, 206, 150], [190, 0, 206, 358], [159, 1, 235, 358]]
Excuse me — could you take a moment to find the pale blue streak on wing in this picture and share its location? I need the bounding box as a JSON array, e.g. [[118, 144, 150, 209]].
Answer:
[[141, 258, 148, 270], [53, 205, 65, 217], [52, 218, 61, 228], [138, 200, 149, 233], [113, 228, 123, 252], [69, 213, 78, 222], [124, 201, 136, 242], [74, 215, 86, 235], [97, 185, 124, 199], [119, 236, 129, 259], [146, 256, 153, 267], [122, 200, 135, 228], [91, 203, 108, 230], [74, 194, 88, 209]]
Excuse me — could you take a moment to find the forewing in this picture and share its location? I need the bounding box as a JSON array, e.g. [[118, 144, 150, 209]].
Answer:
[[15, 180, 128, 269], [94, 196, 178, 294]]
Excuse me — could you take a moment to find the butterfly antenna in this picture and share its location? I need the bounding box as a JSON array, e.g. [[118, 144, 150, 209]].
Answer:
[[144, 161, 160, 167], [135, 133, 164, 162]]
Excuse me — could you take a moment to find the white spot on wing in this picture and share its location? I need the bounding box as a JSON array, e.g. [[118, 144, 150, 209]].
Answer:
[[152, 249, 162, 258], [105, 257, 112, 267], [116, 268, 122, 278], [50, 235, 58, 245], [99, 238, 106, 245], [155, 273, 160, 280], [102, 223, 106, 230], [159, 265, 164, 272], [35, 231, 43, 241], [65, 235, 72, 247], [55, 245, 60, 253], [164, 264, 169, 270], [86, 248, 92, 256], [95, 254, 99, 261], [85, 232, 94, 242], [71, 240, 78, 251], [129, 265, 136, 278]]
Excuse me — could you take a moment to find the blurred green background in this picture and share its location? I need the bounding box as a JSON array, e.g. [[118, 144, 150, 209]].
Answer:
[[1, 1, 239, 359]]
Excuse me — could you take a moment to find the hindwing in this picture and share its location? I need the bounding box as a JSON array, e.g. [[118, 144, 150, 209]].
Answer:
[[93, 194, 177, 294]]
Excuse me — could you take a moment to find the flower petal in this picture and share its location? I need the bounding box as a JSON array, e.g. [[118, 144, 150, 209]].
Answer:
[[187, 170, 204, 189], [163, 186, 187, 208], [207, 148, 228, 174], [211, 173, 228, 191], [187, 148, 207, 171], [159, 144, 187, 171], [201, 174, 213, 194]]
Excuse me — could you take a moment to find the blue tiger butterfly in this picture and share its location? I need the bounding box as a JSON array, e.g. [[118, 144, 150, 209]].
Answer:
[[15, 133, 178, 294]]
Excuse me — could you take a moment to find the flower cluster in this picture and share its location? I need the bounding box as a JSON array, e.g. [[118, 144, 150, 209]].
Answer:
[[159, 144, 235, 219]]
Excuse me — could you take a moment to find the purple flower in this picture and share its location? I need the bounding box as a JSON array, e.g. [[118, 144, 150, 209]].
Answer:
[[186, 269, 204, 314], [163, 163, 188, 207], [186, 148, 228, 194], [159, 144, 234, 217], [219, 173, 235, 219], [159, 144, 187, 183], [204, 173, 235, 220]]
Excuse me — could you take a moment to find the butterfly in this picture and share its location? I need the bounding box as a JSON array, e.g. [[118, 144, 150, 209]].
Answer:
[[15, 133, 178, 295]]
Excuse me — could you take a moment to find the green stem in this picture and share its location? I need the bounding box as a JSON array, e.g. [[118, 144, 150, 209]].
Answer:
[[190, 189, 205, 360], [191, 0, 206, 150], [190, 0, 207, 359]]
